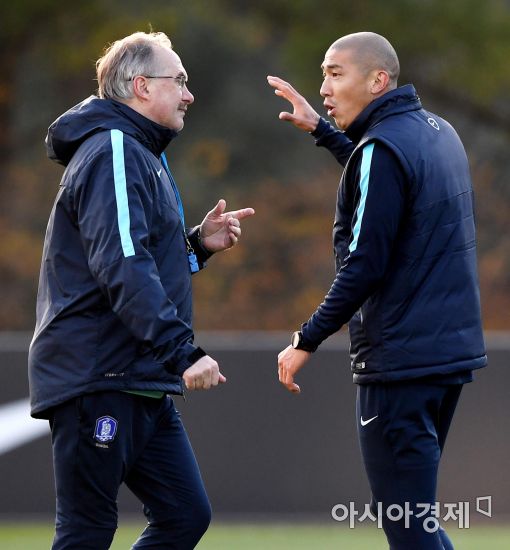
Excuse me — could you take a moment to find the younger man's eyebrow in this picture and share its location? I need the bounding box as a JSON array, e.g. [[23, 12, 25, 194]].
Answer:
[[321, 63, 344, 71]]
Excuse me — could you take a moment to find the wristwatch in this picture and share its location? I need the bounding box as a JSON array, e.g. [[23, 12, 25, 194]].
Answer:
[[291, 331, 316, 353]]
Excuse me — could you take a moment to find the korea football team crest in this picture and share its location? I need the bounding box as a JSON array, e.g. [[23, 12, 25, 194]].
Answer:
[[94, 416, 118, 443]]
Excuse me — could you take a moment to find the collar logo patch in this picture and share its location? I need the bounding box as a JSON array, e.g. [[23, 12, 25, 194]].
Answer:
[[94, 416, 118, 443]]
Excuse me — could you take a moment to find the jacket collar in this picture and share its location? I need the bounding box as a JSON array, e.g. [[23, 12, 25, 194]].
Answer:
[[109, 99, 178, 157], [344, 84, 422, 144], [46, 96, 180, 166]]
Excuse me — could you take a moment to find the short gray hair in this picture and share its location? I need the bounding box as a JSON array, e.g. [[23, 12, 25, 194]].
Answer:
[[96, 31, 173, 100]]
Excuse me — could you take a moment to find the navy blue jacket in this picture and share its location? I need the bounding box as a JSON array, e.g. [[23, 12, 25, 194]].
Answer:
[[29, 97, 212, 418], [301, 85, 487, 383]]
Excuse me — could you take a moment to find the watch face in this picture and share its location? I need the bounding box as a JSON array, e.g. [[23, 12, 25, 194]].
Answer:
[[291, 331, 301, 348]]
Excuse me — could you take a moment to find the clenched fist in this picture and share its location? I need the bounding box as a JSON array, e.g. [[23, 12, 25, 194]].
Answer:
[[182, 355, 227, 390]]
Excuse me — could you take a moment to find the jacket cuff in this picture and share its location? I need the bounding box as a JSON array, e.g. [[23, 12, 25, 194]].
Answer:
[[310, 117, 331, 141], [300, 322, 320, 353], [167, 342, 208, 377]]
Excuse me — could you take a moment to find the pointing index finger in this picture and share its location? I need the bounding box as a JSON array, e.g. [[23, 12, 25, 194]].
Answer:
[[230, 208, 255, 220]]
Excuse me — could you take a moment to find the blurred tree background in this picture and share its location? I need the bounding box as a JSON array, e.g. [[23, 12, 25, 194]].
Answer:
[[0, 0, 509, 330]]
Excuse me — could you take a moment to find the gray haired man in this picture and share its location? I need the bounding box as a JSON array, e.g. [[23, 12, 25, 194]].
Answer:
[[29, 31, 254, 549]]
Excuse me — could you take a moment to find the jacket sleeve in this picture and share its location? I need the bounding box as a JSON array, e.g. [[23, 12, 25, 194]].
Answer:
[[301, 141, 407, 349], [73, 134, 203, 376], [311, 117, 356, 166]]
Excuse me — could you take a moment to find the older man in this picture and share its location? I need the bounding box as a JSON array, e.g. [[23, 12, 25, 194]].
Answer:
[[269, 32, 486, 549], [29, 31, 254, 549]]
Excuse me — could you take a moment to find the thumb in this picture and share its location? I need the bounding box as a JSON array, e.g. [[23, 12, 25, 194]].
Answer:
[[219, 372, 227, 383], [210, 199, 226, 217], [279, 112, 296, 123]]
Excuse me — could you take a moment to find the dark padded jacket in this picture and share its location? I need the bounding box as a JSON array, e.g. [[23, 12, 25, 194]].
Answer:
[[29, 96, 211, 417], [301, 85, 487, 383]]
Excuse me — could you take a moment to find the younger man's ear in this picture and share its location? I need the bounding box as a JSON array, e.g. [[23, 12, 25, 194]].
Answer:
[[371, 70, 390, 94]]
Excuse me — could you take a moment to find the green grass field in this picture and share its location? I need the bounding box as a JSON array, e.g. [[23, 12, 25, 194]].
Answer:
[[1, 522, 509, 549]]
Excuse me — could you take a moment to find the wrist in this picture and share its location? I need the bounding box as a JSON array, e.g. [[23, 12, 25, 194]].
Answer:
[[307, 113, 320, 133], [187, 346, 207, 366], [196, 226, 210, 252], [188, 226, 214, 261], [291, 331, 317, 353]]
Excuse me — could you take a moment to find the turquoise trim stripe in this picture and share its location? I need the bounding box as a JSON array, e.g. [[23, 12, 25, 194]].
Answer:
[[110, 129, 135, 257], [349, 142, 375, 254]]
